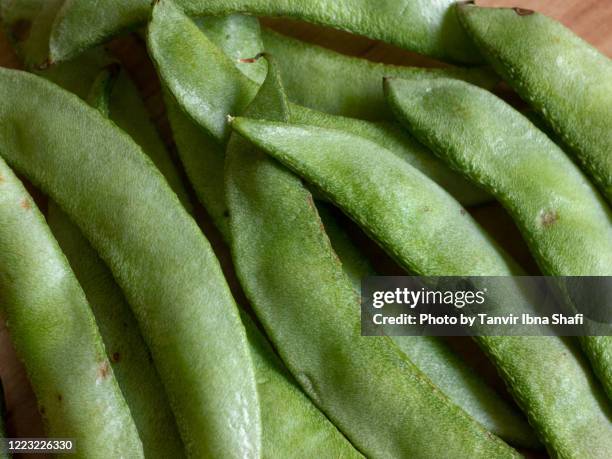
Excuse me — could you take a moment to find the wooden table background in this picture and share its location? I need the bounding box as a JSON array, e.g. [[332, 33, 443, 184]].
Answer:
[[0, 1, 610, 457]]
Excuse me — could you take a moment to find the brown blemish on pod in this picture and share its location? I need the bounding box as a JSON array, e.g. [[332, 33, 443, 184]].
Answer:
[[97, 361, 110, 379], [513, 7, 534, 16], [20, 198, 31, 210], [539, 210, 558, 227]]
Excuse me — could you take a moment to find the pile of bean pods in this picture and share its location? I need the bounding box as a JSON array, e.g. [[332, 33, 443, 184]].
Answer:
[[0, 1, 610, 458]]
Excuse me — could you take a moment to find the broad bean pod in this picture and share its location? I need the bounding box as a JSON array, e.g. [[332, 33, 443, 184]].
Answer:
[[43, 62, 185, 457], [47, 203, 184, 458], [261, 28, 496, 121], [164, 16, 366, 455], [0, 67, 260, 459], [151, 3, 490, 207], [385, 76, 612, 403], [240, 310, 363, 458], [0, 156, 143, 458], [317, 203, 539, 448], [457, 5, 612, 206], [37, 48, 192, 210], [148, 1, 496, 142], [49, 0, 480, 65], [225, 55, 519, 458], [230, 117, 612, 458]]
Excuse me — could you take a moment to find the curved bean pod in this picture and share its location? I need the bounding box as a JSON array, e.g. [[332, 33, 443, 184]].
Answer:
[[230, 117, 612, 458], [148, 2, 497, 143], [150, 5, 491, 208], [0, 156, 143, 458], [166, 16, 365, 455], [457, 4, 612, 205], [226, 55, 518, 458], [385, 76, 612, 402], [37, 49, 193, 210], [240, 311, 363, 459], [0, 67, 260, 459], [47, 203, 185, 458], [163, 13, 264, 239], [262, 28, 497, 121], [49, 0, 480, 65], [317, 204, 539, 449], [290, 105, 490, 206]]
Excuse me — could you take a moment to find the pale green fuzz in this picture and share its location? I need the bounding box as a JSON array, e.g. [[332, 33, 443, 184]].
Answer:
[[458, 4, 612, 206], [225, 56, 519, 459], [318, 203, 539, 449], [49, 0, 480, 64], [262, 28, 496, 121], [0, 156, 143, 458], [0, 68, 260, 459], [385, 76, 612, 458]]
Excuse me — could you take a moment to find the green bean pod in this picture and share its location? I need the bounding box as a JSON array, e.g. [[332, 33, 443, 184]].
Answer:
[[46, 203, 185, 458], [229, 117, 612, 458], [163, 13, 265, 239], [44, 56, 184, 456], [385, 76, 612, 402], [261, 28, 497, 121], [317, 204, 539, 449], [49, 0, 481, 65], [36, 48, 192, 211], [240, 311, 363, 459], [457, 4, 612, 205], [163, 15, 366, 455], [0, 67, 260, 459], [290, 105, 490, 206], [0, 156, 143, 458], [150, 3, 491, 208], [226, 53, 518, 458], [148, 2, 496, 142]]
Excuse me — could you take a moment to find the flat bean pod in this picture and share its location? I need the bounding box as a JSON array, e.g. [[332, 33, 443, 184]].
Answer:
[[230, 117, 612, 458], [457, 5, 612, 205], [151, 5, 491, 209], [317, 203, 539, 449], [47, 203, 185, 458], [148, 2, 498, 143], [163, 13, 264, 239], [166, 16, 366, 455], [262, 28, 496, 121], [0, 156, 143, 458], [50, 0, 480, 64], [240, 311, 363, 459], [37, 48, 192, 210], [290, 104, 490, 206], [385, 76, 612, 402], [0, 67, 260, 459], [226, 55, 519, 459], [44, 61, 184, 456]]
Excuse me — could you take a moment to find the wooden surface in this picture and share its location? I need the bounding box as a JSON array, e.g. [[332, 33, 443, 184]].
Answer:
[[0, 1, 610, 457]]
